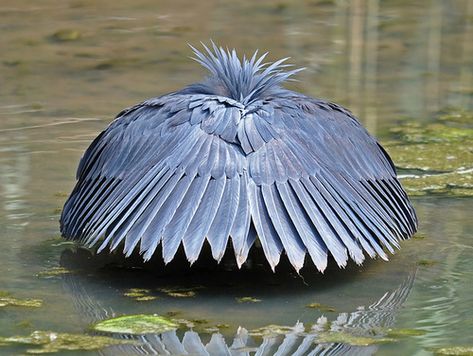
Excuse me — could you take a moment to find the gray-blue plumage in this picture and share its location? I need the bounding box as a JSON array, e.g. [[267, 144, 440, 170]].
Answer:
[[60, 43, 418, 272]]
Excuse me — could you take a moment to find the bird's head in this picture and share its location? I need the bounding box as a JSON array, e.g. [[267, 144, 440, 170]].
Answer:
[[187, 42, 304, 105]]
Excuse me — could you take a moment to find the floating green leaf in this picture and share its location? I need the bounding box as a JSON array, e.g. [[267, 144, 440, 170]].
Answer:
[[0, 330, 135, 354], [92, 314, 178, 334], [236, 296, 262, 303]]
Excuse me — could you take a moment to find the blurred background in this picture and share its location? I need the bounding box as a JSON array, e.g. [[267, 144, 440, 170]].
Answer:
[[0, 1, 472, 355]]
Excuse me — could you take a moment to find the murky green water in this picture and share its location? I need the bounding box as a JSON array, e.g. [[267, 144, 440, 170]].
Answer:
[[1, 1, 472, 355]]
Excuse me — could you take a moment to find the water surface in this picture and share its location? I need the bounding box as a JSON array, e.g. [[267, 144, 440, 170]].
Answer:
[[1, 1, 472, 355]]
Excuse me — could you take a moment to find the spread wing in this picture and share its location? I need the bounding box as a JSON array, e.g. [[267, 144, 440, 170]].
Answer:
[[61, 93, 254, 266], [61, 91, 417, 273], [243, 93, 417, 272]]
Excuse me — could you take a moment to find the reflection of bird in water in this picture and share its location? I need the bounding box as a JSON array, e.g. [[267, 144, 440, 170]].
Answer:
[[60, 249, 416, 355], [60, 43, 417, 273]]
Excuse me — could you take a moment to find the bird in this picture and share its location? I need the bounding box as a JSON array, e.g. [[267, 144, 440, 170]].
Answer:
[[60, 43, 418, 273]]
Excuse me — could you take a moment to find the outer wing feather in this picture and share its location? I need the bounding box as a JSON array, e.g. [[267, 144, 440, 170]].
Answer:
[[230, 173, 254, 267], [180, 177, 226, 264], [261, 183, 306, 272], [207, 175, 240, 261], [248, 180, 283, 271]]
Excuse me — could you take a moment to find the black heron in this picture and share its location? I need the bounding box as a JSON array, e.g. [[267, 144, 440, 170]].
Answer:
[[60, 43, 417, 273]]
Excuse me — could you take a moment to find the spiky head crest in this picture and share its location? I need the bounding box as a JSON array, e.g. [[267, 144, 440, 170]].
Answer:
[[189, 42, 303, 105]]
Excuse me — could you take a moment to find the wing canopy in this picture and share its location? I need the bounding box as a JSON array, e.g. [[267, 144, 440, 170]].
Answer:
[[61, 91, 417, 273]]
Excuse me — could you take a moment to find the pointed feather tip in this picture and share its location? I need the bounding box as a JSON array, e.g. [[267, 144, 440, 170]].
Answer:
[[314, 257, 328, 273], [350, 251, 366, 266], [186, 253, 199, 267], [235, 253, 247, 269]]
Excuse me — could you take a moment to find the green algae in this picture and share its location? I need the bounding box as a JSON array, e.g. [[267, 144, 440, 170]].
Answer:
[[93, 58, 141, 70], [165, 310, 181, 317], [92, 314, 178, 334], [236, 296, 262, 303], [134, 296, 157, 302], [417, 259, 439, 267], [123, 288, 157, 301], [123, 288, 150, 296], [216, 323, 230, 329], [389, 123, 473, 144], [166, 290, 196, 298], [0, 292, 42, 308], [190, 318, 209, 325], [388, 142, 472, 172], [413, 232, 426, 240], [399, 170, 473, 197], [315, 331, 395, 346], [306, 303, 336, 312], [157, 286, 201, 298], [384, 111, 473, 197], [0, 330, 136, 354], [386, 328, 427, 337], [172, 318, 196, 328], [438, 107, 473, 125], [49, 29, 82, 42], [431, 346, 473, 355], [249, 325, 296, 337], [16, 320, 34, 329], [36, 267, 73, 278]]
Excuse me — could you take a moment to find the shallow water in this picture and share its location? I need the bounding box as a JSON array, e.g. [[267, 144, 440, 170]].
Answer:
[[0, 0, 472, 355]]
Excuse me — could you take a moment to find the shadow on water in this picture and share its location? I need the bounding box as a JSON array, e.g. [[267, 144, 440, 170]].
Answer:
[[60, 243, 370, 291], [59, 245, 417, 355]]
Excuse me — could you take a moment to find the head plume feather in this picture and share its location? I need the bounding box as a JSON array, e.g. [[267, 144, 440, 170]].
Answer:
[[189, 41, 304, 105]]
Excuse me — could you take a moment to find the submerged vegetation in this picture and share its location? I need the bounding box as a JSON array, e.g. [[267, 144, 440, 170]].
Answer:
[[236, 296, 262, 303], [385, 107, 473, 197], [123, 288, 157, 302], [305, 302, 336, 312], [0, 291, 42, 308], [431, 346, 473, 355], [0, 331, 135, 354], [157, 286, 202, 298], [36, 267, 73, 278]]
